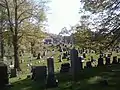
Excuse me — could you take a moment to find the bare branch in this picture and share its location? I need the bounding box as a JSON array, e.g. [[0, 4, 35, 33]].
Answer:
[[17, 0, 26, 8], [17, 9, 33, 20], [0, 3, 6, 8], [18, 16, 32, 24], [4, 0, 14, 33]]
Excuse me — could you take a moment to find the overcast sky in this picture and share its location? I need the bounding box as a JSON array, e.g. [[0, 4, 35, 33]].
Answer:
[[46, 0, 81, 34]]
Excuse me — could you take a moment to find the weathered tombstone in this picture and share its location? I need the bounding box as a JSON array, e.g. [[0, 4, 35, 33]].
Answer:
[[83, 52, 86, 58], [70, 48, 80, 81], [108, 54, 111, 57], [112, 56, 118, 64], [10, 68, 17, 78], [118, 58, 120, 63], [86, 61, 92, 68], [43, 51, 46, 57], [36, 53, 41, 59], [62, 52, 67, 59], [33, 51, 37, 57], [78, 57, 83, 69], [105, 57, 110, 65], [0, 62, 9, 88], [60, 63, 70, 73], [85, 50, 88, 54], [98, 57, 104, 66], [46, 57, 58, 88], [59, 52, 63, 62], [32, 66, 47, 82], [116, 49, 119, 53]]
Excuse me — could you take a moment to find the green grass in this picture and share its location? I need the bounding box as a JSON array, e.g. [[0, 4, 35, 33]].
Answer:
[[9, 51, 120, 90], [9, 65, 120, 90]]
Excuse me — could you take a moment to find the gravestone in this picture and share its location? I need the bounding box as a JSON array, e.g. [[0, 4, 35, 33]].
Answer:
[[83, 52, 86, 58], [107, 54, 111, 57], [60, 63, 70, 73], [112, 56, 118, 64], [31, 66, 47, 82], [10, 68, 17, 78], [98, 57, 104, 66], [46, 57, 58, 88], [78, 57, 83, 69], [0, 62, 9, 88], [70, 48, 80, 81], [86, 61, 92, 68], [36, 53, 41, 59], [105, 57, 110, 65], [118, 58, 120, 63], [59, 52, 63, 62], [62, 52, 67, 59]]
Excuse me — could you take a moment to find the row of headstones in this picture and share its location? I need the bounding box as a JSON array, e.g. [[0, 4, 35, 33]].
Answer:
[[59, 55, 120, 74], [0, 57, 58, 89], [31, 57, 58, 88], [70, 48, 120, 81], [85, 56, 120, 68]]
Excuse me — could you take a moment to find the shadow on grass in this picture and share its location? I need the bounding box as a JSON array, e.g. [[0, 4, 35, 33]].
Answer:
[[9, 64, 120, 90], [9, 78, 46, 90]]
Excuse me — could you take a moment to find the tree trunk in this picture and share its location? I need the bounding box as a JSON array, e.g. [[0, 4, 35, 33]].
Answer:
[[1, 37, 4, 59], [13, 35, 20, 70], [13, 0, 20, 71], [0, 9, 4, 60], [0, 29, 4, 60]]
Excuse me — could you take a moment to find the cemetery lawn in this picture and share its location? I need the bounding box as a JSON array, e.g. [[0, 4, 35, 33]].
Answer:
[[9, 52, 120, 90], [9, 64, 120, 90]]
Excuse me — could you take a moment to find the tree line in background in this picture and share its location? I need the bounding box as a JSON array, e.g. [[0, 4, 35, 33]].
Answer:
[[60, 0, 120, 53], [0, 0, 49, 70]]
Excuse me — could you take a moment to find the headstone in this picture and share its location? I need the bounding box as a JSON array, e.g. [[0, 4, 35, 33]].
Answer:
[[31, 66, 47, 82], [78, 57, 83, 69], [85, 50, 88, 54], [10, 68, 17, 78], [118, 58, 120, 63], [105, 57, 110, 65], [46, 57, 58, 88], [107, 54, 111, 57], [60, 63, 70, 73], [112, 56, 118, 64], [36, 53, 41, 59], [86, 61, 92, 68], [0, 62, 9, 88], [83, 52, 86, 58], [59, 52, 63, 62], [70, 48, 80, 81], [116, 49, 119, 53], [62, 52, 67, 59], [98, 57, 104, 66]]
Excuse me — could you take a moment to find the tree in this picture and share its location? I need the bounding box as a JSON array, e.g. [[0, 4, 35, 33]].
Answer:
[[80, 0, 120, 46], [0, 0, 48, 70], [0, 6, 7, 60]]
